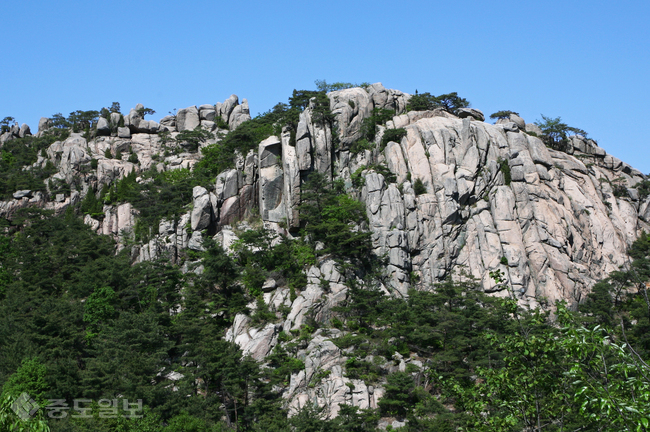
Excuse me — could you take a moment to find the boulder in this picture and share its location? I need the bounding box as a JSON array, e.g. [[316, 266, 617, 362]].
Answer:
[[37, 117, 51, 133], [217, 95, 238, 124], [96, 117, 110, 135], [117, 127, 131, 138], [110, 112, 122, 127], [159, 115, 176, 127], [526, 123, 543, 136], [456, 108, 485, 121], [124, 104, 144, 132], [176, 106, 200, 132], [509, 113, 526, 130], [18, 124, 31, 138], [229, 98, 251, 130], [191, 186, 213, 231], [199, 105, 216, 121], [13, 190, 32, 199]]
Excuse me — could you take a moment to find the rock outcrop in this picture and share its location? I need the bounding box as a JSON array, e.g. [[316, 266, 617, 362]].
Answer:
[[2, 83, 649, 419]]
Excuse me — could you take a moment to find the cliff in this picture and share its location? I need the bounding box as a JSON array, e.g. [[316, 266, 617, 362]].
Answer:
[[1, 83, 648, 421]]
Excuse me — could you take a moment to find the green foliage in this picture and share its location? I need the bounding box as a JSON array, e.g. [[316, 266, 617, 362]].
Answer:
[[2, 358, 48, 403], [378, 372, 416, 418], [447, 302, 650, 432], [366, 164, 396, 184], [195, 112, 276, 179], [314, 79, 370, 93], [349, 138, 374, 155], [104, 148, 112, 159], [535, 114, 588, 151], [344, 357, 382, 383], [613, 181, 629, 198], [489, 110, 519, 120], [0, 393, 51, 432], [83, 287, 118, 338], [101, 168, 196, 241], [497, 157, 511, 185], [80, 187, 103, 218], [298, 172, 371, 263], [636, 179, 650, 200], [175, 127, 214, 152], [359, 107, 396, 143], [135, 107, 155, 118], [0, 134, 60, 199], [109, 102, 121, 114], [413, 178, 427, 196], [380, 128, 406, 151], [406, 91, 470, 115], [0, 116, 15, 133]]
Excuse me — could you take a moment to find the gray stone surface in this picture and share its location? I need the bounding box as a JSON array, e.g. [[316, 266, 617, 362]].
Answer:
[[176, 106, 200, 132]]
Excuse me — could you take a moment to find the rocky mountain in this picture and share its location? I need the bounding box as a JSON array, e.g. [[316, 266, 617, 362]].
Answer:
[[1, 83, 648, 423]]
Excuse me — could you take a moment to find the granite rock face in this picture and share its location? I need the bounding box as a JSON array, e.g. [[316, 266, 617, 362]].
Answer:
[[3, 83, 650, 419]]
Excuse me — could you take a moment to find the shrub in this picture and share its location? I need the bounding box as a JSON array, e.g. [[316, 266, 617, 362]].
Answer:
[[360, 107, 395, 142], [636, 179, 650, 200], [407, 91, 470, 115], [498, 157, 511, 185], [490, 110, 519, 120], [380, 128, 407, 150], [175, 127, 214, 152], [413, 178, 427, 195], [535, 115, 588, 152], [104, 148, 112, 159], [612, 183, 629, 198], [349, 138, 374, 155], [314, 79, 369, 92]]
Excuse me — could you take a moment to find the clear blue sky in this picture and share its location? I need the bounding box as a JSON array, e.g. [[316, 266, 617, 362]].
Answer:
[[3, 0, 649, 172]]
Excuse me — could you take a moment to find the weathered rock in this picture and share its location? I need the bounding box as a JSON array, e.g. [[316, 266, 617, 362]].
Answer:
[[456, 108, 485, 121], [229, 98, 250, 130], [510, 113, 526, 130], [96, 117, 110, 135], [13, 190, 32, 199], [37, 117, 51, 133], [199, 105, 216, 121], [191, 186, 213, 231], [176, 106, 200, 132], [187, 231, 205, 251], [159, 115, 175, 127], [18, 123, 31, 138], [526, 123, 543, 136], [259, 136, 285, 222], [117, 127, 131, 138], [217, 95, 238, 124]]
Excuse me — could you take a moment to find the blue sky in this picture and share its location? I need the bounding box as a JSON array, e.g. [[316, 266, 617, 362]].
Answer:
[[3, 0, 649, 172]]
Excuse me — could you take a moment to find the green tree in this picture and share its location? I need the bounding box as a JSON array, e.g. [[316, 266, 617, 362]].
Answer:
[[298, 173, 371, 262], [378, 372, 416, 418], [175, 127, 214, 152], [535, 114, 588, 151], [489, 110, 519, 120], [407, 91, 470, 115]]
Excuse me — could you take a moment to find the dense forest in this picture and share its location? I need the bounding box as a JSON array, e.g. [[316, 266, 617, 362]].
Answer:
[[1, 82, 649, 431]]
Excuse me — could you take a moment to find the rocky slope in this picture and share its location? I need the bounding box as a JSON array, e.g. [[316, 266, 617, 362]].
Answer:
[[1, 83, 648, 420]]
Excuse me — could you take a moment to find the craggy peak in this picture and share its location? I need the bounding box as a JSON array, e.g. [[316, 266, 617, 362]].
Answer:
[[1, 82, 649, 431]]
